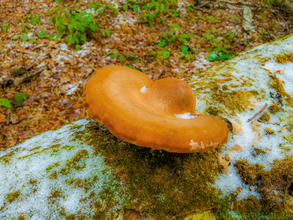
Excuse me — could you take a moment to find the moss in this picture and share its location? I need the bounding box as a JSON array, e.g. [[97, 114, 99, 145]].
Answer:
[[269, 72, 293, 105], [258, 111, 270, 122], [66, 214, 76, 220], [5, 190, 21, 203], [0, 152, 15, 164], [48, 170, 58, 179], [253, 147, 267, 157], [284, 134, 293, 145], [258, 57, 270, 65], [17, 144, 61, 160], [234, 160, 264, 185], [268, 101, 283, 114], [205, 106, 227, 116], [28, 179, 37, 185], [222, 85, 229, 90], [84, 126, 228, 219], [264, 128, 275, 135], [274, 53, 293, 64], [46, 162, 60, 172], [48, 189, 64, 200], [69, 124, 83, 130], [278, 143, 291, 152], [62, 145, 75, 151], [233, 157, 293, 216], [64, 149, 88, 171], [29, 146, 41, 151], [212, 90, 259, 115]]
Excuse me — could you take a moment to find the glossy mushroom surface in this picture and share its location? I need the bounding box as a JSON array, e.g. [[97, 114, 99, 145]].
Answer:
[[84, 66, 228, 153]]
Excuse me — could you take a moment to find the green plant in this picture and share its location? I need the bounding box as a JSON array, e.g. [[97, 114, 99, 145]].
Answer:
[[149, 50, 170, 60], [140, 0, 179, 27], [123, 0, 141, 12], [260, 0, 278, 6], [153, 24, 197, 60], [207, 51, 234, 61], [49, 7, 99, 50], [15, 92, 27, 105], [154, 24, 192, 45], [110, 53, 124, 61], [88, 2, 118, 16], [0, 99, 12, 108], [1, 23, 8, 32], [180, 45, 194, 61], [25, 14, 42, 26]]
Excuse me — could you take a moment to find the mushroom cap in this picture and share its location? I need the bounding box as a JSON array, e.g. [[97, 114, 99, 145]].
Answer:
[[84, 66, 228, 153]]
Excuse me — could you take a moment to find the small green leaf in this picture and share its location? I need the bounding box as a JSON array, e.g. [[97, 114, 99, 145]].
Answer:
[[119, 54, 124, 61], [29, 38, 37, 43], [156, 41, 166, 47], [160, 51, 170, 59], [21, 33, 28, 41], [15, 92, 27, 105], [0, 98, 12, 108], [181, 45, 188, 54], [177, 38, 186, 43], [207, 53, 217, 61], [11, 35, 18, 40], [123, 4, 128, 10]]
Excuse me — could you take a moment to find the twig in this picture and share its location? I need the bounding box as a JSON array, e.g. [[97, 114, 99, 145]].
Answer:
[[0, 67, 47, 86], [247, 103, 268, 122]]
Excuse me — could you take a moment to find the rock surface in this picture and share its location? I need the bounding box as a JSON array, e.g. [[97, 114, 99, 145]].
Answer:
[[1, 34, 293, 219]]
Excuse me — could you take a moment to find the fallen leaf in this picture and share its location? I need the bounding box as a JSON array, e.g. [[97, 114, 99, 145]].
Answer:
[[228, 145, 243, 152], [0, 113, 6, 121], [232, 119, 243, 135], [236, 187, 243, 193], [218, 153, 230, 174], [275, 69, 285, 75], [72, 103, 83, 109], [190, 109, 205, 115], [264, 147, 271, 151]]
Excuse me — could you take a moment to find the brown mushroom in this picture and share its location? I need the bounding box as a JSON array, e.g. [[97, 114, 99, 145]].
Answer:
[[84, 66, 228, 153]]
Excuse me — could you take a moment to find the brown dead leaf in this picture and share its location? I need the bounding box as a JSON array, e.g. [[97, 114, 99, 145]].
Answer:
[[190, 109, 205, 115], [218, 153, 230, 174], [0, 113, 6, 121], [236, 187, 243, 193], [228, 145, 243, 152], [275, 69, 285, 75], [72, 103, 83, 109], [10, 114, 19, 124], [264, 147, 271, 151], [232, 119, 243, 135]]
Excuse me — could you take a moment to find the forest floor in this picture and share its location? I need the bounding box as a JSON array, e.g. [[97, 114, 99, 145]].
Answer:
[[0, 0, 293, 150]]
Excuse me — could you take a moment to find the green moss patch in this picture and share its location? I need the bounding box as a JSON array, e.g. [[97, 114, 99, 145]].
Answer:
[[234, 157, 293, 216], [84, 124, 229, 219]]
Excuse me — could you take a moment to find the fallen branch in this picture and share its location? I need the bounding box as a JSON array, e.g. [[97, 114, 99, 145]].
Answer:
[[247, 103, 268, 122], [0, 67, 47, 86]]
